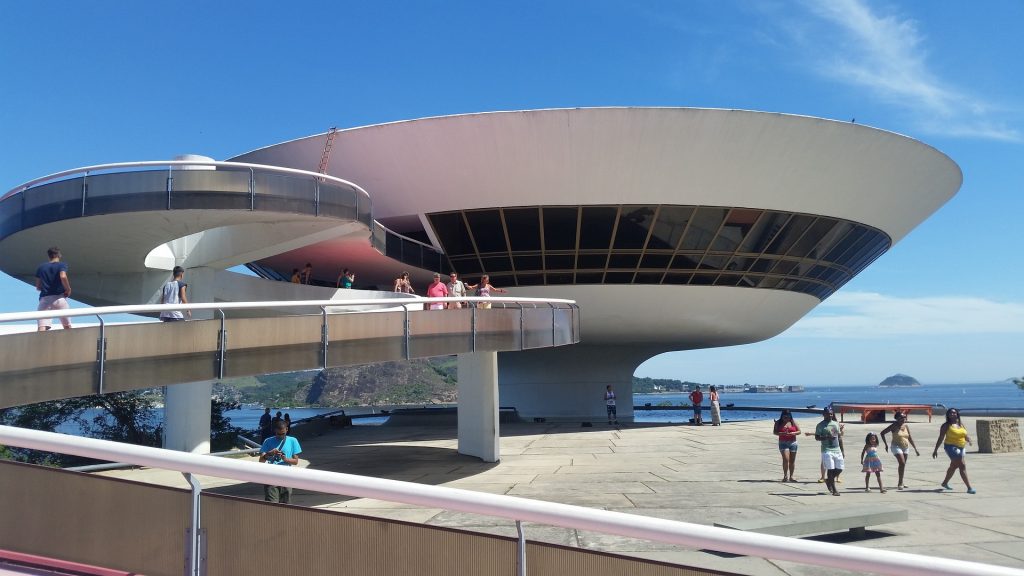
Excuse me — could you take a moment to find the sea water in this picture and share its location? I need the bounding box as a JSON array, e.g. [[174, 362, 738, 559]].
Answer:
[[222, 382, 1022, 428], [633, 381, 1022, 423]]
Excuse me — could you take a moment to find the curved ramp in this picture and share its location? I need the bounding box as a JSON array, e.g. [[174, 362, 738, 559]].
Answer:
[[0, 298, 580, 409]]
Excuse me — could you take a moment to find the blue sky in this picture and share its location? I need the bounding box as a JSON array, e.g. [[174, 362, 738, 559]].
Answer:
[[1, 1, 1021, 386]]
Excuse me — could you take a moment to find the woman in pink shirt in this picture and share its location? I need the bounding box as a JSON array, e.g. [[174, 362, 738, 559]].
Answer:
[[773, 409, 801, 482]]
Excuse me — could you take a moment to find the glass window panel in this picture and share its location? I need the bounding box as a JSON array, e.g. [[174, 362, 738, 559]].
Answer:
[[546, 273, 575, 285], [639, 253, 672, 269], [647, 206, 693, 250], [544, 254, 575, 270], [690, 273, 717, 286], [401, 238, 423, 269], [574, 272, 604, 284], [808, 220, 853, 261], [579, 206, 618, 249], [504, 207, 542, 251], [663, 272, 692, 285], [604, 271, 635, 284], [749, 258, 775, 273], [515, 273, 544, 286], [679, 207, 727, 251], [770, 260, 798, 276], [765, 215, 815, 255], [429, 212, 475, 256], [449, 256, 482, 275], [786, 218, 832, 258], [613, 205, 657, 249], [577, 253, 608, 269], [607, 253, 640, 269], [634, 272, 664, 284], [714, 273, 745, 286], [713, 208, 762, 253], [726, 256, 756, 272], [513, 254, 543, 271], [700, 254, 727, 270], [480, 255, 513, 273], [737, 211, 790, 254], [757, 276, 783, 289], [823, 227, 866, 262], [669, 254, 700, 270], [465, 209, 507, 254], [542, 207, 579, 250]]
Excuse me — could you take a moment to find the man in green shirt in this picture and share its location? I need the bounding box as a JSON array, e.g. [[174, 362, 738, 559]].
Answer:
[[814, 407, 844, 496]]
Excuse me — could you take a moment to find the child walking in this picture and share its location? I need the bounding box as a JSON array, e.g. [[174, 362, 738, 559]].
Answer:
[[861, 433, 886, 493]]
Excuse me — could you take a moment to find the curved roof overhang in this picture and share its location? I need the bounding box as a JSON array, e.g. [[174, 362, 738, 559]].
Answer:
[[231, 107, 962, 243]]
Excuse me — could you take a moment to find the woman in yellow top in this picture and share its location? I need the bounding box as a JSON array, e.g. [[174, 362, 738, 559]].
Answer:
[[932, 407, 976, 494], [880, 411, 920, 490]]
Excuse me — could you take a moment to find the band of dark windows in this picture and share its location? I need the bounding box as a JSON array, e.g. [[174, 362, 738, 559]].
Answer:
[[415, 205, 890, 301]]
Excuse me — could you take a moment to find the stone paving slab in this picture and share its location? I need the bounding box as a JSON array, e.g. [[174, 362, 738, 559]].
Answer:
[[104, 416, 1024, 575]]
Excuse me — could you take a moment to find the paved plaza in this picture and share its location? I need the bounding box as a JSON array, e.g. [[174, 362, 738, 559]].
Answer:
[[105, 414, 1024, 575]]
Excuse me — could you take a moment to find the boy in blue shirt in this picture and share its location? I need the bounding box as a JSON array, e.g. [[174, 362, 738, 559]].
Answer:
[[259, 421, 302, 503]]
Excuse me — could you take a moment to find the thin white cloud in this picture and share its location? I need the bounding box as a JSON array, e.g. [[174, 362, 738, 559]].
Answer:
[[799, 0, 1020, 141], [784, 291, 1024, 338]]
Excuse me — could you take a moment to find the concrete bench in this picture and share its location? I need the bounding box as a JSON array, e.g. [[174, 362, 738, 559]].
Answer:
[[714, 505, 908, 537]]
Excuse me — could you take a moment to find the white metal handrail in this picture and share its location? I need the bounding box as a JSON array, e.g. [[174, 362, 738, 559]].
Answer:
[[1, 160, 371, 201], [0, 425, 1019, 576], [0, 296, 578, 324]]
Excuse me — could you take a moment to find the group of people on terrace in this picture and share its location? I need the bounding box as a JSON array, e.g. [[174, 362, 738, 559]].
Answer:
[[772, 406, 975, 496], [398, 270, 507, 309]]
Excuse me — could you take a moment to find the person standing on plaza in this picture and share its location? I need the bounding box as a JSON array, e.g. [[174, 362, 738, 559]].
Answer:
[[426, 273, 449, 309], [773, 409, 800, 482], [35, 246, 73, 331], [815, 407, 844, 496], [159, 266, 190, 322], [861, 432, 886, 493], [932, 407, 976, 494], [881, 411, 920, 490], [604, 385, 618, 425], [446, 272, 467, 309], [258, 407, 273, 441], [709, 385, 722, 426], [258, 420, 303, 503], [688, 386, 704, 425]]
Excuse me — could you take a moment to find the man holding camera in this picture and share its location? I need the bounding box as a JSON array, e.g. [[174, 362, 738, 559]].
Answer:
[[258, 420, 303, 503]]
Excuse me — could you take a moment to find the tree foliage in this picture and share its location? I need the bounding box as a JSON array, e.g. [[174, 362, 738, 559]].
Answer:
[[1, 390, 244, 465]]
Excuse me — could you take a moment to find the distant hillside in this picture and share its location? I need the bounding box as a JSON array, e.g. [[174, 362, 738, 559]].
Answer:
[[215, 358, 456, 407], [215, 362, 707, 407], [878, 374, 921, 387]]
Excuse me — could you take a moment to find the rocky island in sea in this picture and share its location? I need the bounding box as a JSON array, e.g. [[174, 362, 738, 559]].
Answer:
[[878, 374, 922, 387]]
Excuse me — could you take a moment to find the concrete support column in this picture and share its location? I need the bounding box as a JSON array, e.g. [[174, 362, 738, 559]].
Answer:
[[457, 351, 500, 462], [163, 381, 213, 453], [498, 344, 665, 422], [163, 267, 217, 453]]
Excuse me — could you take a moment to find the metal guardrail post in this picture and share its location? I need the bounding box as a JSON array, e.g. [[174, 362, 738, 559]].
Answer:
[[548, 303, 557, 345], [314, 180, 320, 217], [320, 306, 329, 368], [402, 305, 411, 360], [248, 168, 255, 211], [518, 304, 525, 350], [516, 520, 526, 576], [471, 305, 477, 352], [183, 472, 206, 576], [166, 166, 173, 210], [217, 310, 227, 379], [95, 315, 106, 395], [81, 171, 88, 216]]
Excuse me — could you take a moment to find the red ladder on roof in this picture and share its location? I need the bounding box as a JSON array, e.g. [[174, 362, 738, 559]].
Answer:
[[317, 127, 338, 174]]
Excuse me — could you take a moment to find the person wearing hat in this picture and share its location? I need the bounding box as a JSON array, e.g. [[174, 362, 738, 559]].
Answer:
[[426, 272, 449, 310], [814, 406, 845, 495], [881, 410, 920, 490]]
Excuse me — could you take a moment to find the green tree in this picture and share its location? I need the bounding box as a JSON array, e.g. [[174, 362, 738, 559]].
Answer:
[[1015, 377, 1024, 391]]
